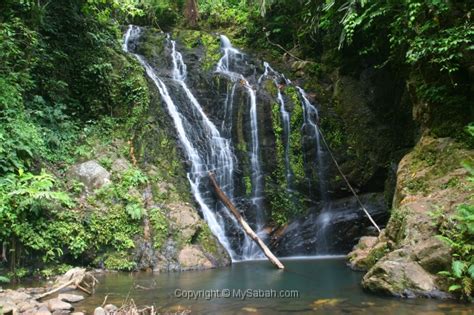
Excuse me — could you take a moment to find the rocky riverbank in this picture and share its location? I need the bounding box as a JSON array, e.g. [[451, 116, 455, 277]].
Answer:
[[348, 135, 473, 298]]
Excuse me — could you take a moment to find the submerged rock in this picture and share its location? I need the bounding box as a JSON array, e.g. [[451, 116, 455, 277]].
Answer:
[[57, 293, 84, 303]]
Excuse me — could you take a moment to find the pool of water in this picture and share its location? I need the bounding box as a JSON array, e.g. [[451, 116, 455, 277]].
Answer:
[[75, 257, 471, 314]]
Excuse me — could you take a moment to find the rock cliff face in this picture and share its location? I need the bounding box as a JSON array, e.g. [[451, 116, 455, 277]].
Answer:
[[348, 135, 473, 297]]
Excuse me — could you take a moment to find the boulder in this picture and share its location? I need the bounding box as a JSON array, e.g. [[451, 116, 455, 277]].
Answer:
[[178, 245, 213, 270], [347, 236, 378, 270], [36, 305, 52, 315], [168, 202, 201, 242], [93, 307, 106, 315], [46, 299, 72, 312], [362, 250, 447, 298], [412, 238, 451, 274], [111, 158, 131, 174], [69, 160, 111, 192]]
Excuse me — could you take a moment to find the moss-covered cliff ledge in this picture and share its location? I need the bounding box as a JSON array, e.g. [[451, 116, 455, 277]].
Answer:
[[348, 135, 473, 298]]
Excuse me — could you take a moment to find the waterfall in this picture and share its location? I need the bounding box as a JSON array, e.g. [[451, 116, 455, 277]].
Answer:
[[259, 62, 293, 188], [123, 25, 239, 260], [216, 35, 265, 259], [296, 87, 332, 253]]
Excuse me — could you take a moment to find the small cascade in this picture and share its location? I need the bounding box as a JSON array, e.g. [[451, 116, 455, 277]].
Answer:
[[296, 87, 332, 253], [259, 62, 292, 188], [216, 35, 265, 259], [123, 25, 239, 259], [296, 87, 327, 202]]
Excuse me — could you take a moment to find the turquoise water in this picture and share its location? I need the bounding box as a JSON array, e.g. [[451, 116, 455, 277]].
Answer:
[[74, 257, 472, 314]]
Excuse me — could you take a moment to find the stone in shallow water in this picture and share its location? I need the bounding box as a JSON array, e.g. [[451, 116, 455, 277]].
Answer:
[[93, 307, 106, 315], [241, 307, 258, 313], [58, 294, 84, 303], [362, 249, 448, 298], [46, 298, 73, 311]]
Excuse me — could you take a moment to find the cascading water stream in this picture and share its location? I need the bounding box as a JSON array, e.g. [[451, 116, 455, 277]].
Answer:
[[259, 62, 292, 188], [296, 86, 332, 253], [216, 35, 265, 259], [123, 25, 239, 260]]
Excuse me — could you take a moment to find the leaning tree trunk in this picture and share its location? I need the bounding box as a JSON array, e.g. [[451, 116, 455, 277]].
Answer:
[[184, 0, 199, 27], [208, 172, 285, 269]]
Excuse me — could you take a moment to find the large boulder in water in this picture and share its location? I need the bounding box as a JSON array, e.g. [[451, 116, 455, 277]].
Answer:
[[69, 160, 111, 192], [350, 136, 472, 298], [362, 249, 448, 298]]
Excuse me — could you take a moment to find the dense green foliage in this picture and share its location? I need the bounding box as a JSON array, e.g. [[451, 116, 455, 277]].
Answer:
[[0, 0, 151, 276]]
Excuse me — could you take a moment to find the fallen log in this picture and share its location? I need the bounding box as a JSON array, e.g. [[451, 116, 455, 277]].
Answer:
[[208, 172, 285, 269], [36, 268, 97, 300]]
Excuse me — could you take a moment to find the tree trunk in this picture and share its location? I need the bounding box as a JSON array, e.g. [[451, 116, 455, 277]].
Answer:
[[208, 172, 285, 269], [184, 0, 199, 27]]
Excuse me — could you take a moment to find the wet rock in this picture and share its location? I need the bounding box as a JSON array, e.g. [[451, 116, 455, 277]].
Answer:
[[273, 193, 388, 256], [178, 245, 213, 270], [46, 299, 72, 312], [93, 307, 106, 315], [52, 311, 72, 315], [71, 312, 85, 315], [347, 236, 378, 270], [57, 294, 84, 303], [69, 160, 111, 192]]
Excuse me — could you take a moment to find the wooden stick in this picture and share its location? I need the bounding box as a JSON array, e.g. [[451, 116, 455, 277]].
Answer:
[[76, 284, 92, 295], [208, 172, 285, 269], [36, 279, 75, 300]]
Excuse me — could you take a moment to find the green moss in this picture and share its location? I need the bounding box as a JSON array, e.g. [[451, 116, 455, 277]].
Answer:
[[386, 207, 408, 243], [285, 86, 305, 183], [195, 224, 218, 257], [243, 176, 252, 196], [173, 29, 221, 71], [149, 207, 169, 250], [405, 177, 428, 194], [365, 243, 390, 269]]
